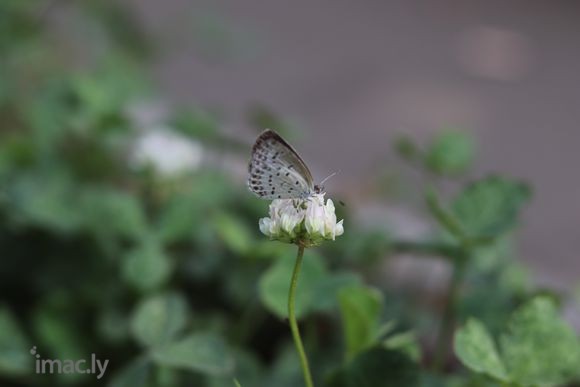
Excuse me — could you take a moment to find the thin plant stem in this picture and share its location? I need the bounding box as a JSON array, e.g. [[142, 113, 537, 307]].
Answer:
[[433, 251, 467, 371], [288, 244, 315, 387], [389, 240, 461, 260]]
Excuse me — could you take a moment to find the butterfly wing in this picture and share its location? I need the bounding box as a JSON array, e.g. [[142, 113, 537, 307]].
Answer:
[[248, 129, 315, 199]]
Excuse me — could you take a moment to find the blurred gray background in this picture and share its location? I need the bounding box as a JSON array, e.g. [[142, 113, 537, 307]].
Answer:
[[126, 0, 579, 291]]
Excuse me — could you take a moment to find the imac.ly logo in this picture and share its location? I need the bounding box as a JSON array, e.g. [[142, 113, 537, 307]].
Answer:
[[30, 346, 109, 380]]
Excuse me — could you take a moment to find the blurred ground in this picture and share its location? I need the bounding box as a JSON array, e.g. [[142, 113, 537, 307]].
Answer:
[[127, 0, 580, 290]]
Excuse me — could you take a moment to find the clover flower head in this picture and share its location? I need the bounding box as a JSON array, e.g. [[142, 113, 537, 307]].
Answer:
[[259, 193, 344, 246]]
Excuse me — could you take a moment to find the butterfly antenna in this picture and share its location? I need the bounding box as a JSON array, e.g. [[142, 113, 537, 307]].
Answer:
[[319, 170, 340, 186]]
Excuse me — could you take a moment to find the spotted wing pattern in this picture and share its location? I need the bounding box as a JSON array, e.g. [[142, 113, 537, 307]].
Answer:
[[248, 129, 315, 200]]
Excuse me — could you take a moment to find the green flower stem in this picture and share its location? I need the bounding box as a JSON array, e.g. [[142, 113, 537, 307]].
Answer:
[[288, 244, 315, 387]]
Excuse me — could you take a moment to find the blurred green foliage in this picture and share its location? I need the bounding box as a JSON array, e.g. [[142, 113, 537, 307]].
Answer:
[[0, 2, 578, 387], [394, 130, 474, 176], [338, 285, 383, 360], [259, 251, 360, 320], [425, 131, 475, 176], [455, 297, 580, 386]]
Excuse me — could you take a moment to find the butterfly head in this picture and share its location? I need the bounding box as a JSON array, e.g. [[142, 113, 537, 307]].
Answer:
[[313, 171, 338, 196]]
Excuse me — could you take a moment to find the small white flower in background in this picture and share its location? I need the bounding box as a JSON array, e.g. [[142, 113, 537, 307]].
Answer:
[[259, 193, 344, 246], [131, 127, 204, 175]]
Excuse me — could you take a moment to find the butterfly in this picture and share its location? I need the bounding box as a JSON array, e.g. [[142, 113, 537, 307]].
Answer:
[[248, 129, 335, 200]]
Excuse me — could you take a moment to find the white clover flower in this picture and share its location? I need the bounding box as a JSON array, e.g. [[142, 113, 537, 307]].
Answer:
[[259, 193, 344, 246], [131, 127, 204, 175]]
